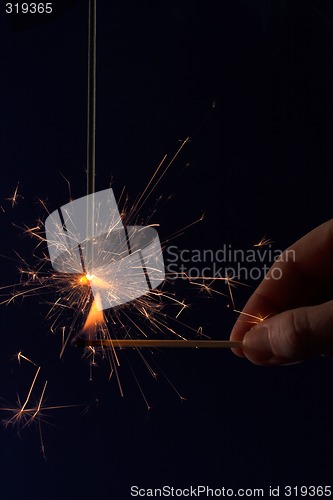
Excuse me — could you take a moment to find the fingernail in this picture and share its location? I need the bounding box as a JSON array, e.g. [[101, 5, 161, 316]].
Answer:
[[243, 326, 273, 361]]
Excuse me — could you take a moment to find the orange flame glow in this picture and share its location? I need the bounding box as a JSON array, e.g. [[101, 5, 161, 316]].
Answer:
[[83, 292, 105, 331], [79, 274, 94, 285], [79, 273, 110, 290]]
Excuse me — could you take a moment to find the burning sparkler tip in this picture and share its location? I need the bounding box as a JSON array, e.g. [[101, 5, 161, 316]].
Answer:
[[79, 273, 94, 286]]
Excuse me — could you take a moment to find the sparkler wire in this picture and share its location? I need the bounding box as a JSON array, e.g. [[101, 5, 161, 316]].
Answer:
[[87, 0, 96, 197], [86, 0, 96, 269]]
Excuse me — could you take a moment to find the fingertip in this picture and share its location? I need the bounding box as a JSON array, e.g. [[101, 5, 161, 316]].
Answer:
[[242, 326, 274, 365], [231, 346, 246, 358], [230, 326, 246, 357]]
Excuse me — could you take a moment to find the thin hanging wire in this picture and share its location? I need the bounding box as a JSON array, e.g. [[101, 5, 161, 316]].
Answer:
[[86, 0, 96, 271], [87, 0, 96, 196]]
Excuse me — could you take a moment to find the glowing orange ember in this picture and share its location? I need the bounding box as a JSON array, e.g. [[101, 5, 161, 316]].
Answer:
[[79, 273, 94, 285]]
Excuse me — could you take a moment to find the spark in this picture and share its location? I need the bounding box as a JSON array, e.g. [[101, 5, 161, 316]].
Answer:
[[254, 236, 274, 247], [126, 360, 152, 411], [196, 326, 210, 339], [17, 351, 38, 367], [5, 182, 23, 208], [130, 136, 190, 221], [152, 361, 187, 402], [233, 309, 271, 326], [225, 271, 236, 308], [1, 354, 80, 458], [1, 365, 74, 430], [164, 212, 205, 243], [175, 300, 188, 319]]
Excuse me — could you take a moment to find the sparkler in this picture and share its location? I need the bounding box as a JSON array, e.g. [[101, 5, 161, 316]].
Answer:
[[0, 0, 273, 427], [39, 0, 240, 354], [0, 0, 276, 458], [45, 189, 165, 311], [86, 0, 96, 270], [0, 160, 250, 410]]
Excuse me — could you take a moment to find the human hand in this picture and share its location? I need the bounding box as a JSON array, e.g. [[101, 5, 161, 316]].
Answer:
[[230, 219, 333, 365]]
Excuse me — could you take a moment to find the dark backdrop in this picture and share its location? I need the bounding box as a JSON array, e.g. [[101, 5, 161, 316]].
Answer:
[[1, 1, 333, 499]]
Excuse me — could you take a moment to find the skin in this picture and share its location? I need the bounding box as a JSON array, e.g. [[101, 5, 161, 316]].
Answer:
[[230, 219, 333, 365]]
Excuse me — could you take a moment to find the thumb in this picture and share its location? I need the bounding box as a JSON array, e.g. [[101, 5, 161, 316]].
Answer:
[[242, 300, 333, 365]]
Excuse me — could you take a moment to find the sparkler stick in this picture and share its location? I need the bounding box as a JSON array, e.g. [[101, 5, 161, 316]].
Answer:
[[86, 0, 96, 270], [75, 339, 243, 349], [87, 0, 96, 197]]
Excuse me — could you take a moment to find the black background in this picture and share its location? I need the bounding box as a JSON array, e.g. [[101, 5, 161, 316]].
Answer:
[[1, 1, 333, 499]]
